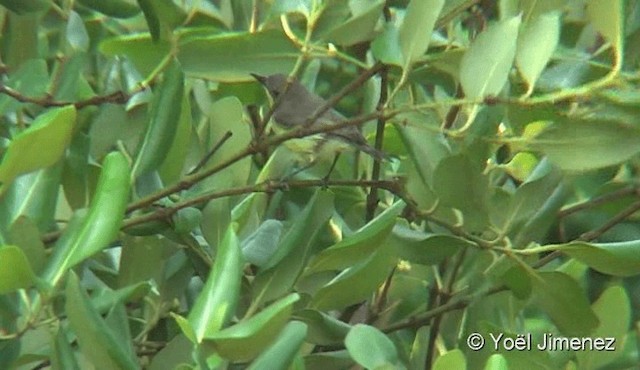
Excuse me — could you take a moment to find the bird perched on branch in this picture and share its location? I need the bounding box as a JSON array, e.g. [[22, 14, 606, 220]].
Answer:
[[251, 73, 388, 164]]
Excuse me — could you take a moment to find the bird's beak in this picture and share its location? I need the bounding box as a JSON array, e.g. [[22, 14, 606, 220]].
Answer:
[[250, 73, 266, 85]]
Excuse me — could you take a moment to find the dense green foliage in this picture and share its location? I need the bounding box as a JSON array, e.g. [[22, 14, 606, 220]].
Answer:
[[1, 0, 640, 369]]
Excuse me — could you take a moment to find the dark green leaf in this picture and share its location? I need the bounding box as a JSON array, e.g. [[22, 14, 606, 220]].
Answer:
[[345, 324, 402, 369], [0, 0, 49, 14], [131, 61, 185, 179], [178, 30, 299, 82], [294, 309, 351, 345], [433, 349, 466, 370], [530, 271, 599, 336], [247, 321, 308, 370], [0, 245, 36, 293], [188, 225, 243, 342], [41, 152, 130, 288], [307, 201, 403, 273], [203, 293, 300, 361], [526, 120, 640, 171], [560, 240, 640, 277], [0, 106, 76, 195], [77, 0, 140, 18], [399, 0, 444, 67], [66, 272, 139, 370], [460, 16, 520, 99]]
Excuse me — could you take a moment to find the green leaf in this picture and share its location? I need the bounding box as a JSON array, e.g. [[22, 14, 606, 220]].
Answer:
[[187, 225, 243, 342], [247, 321, 308, 370], [100, 34, 171, 77], [371, 22, 403, 66], [576, 285, 629, 368], [294, 309, 351, 345], [136, 0, 186, 41], [131, 60, 185, 179], [310, 241, 396, 311], [530, 271, 599, 336], [66, 272, 138, 370], [271, 0, 312, 17], [397, 120, 451, 188], [41, 152, 130, 288], [76, 0, 140, 18], [91, 282, 152, 313], [177, 30, 299, 82], [307, 201, 403, 273], [252, 190, 333, 304], [433, 154, 489, 231], [495, 168, 562, 235], [0, 58, 49, 114], [0, 106, 76, 195], [51, 326, 81, 370], [433, 349, 466, 370], [0, 165, 62, 235], [559, 240, 640, 277], [322, 0, 385, 46], [8, 216, 46, 273], [203, 293, 300, 361], [0, 0, 50, 14], [66, 11, 89, 52], [483, 354, 508, 370], [345, 324, 403, 369], [158, 94, 192, 184], [586, 0, 623, 64], [499, 265, 532, 300], [3, 12, 39, 68], [399, 0, 444, 67], [241, 219, 283, 267], [147, 334, 192, 370], [388, 223, 469, 265], [512, 162, 569, 246], [0, 245, 36, 294], [460, 16, 521, 99], [526, 120, 640, 171], [62, 132, 90, 209], [516, 12, 560, 95], [187, 96, 252, 196]]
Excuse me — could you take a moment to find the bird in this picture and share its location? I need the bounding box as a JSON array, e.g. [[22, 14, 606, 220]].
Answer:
[[251, 73, 388, 164]]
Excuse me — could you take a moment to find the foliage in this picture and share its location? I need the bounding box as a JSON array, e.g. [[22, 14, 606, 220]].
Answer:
[[0, 0, 640, 369]]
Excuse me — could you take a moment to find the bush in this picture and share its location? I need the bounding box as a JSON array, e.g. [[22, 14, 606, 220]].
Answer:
[[1, 0, 639, 369]]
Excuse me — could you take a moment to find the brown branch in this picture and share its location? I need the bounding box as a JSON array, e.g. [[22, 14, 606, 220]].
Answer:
[[187, 131, 233, 175], [382, 285, 507, 334], [123, 178, 403, 231], [558, 186, 639, 218], [306, 62, 385, 127], [534, 199, 640, 269], [578, 200, 640, 241], [0, 83, 131, 109], [126, 108, 400, 214], [43, 177, 402, 244], [366, 65, 389, 221]]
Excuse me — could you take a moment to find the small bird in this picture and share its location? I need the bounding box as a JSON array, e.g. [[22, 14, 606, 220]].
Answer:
[[251, 73, 388, 163]]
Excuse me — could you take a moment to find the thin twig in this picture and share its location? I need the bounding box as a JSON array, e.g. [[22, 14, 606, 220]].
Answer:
[[125, 109, 400, 214], [306, 62, 385, 127], [366, 65, 389, 221], [533, 199, 640, 269], [187, 131, 233, 175], [0, 84, 131, 109], [558, 186, 639, 218], [123, 178, 403, 231], [382, 285, 507, 334], [578, 200, 640, 241]]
